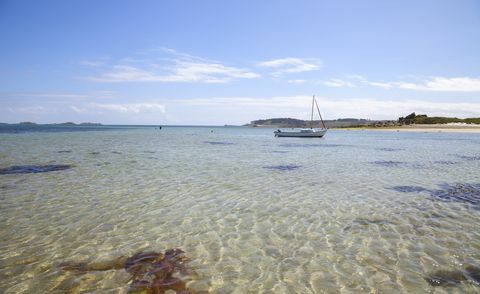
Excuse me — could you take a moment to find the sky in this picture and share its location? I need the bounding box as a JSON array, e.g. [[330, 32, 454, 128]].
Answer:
[[0, 0, 479, 125]]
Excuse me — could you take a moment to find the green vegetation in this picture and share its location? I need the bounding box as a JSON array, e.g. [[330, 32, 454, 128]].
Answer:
[[398, 113, 480, 125]]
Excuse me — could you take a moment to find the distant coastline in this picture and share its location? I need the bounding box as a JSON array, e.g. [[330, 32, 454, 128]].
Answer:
[[14, 122, 103, 126], [246, 113, 480, 133]]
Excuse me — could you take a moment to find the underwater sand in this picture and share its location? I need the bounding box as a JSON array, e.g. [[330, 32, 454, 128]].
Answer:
[[1, 126, 479, 293]]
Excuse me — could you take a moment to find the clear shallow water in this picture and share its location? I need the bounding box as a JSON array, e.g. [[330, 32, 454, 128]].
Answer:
[[0, 126, 479, 293]]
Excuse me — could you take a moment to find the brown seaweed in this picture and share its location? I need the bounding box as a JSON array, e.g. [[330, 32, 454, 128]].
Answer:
[[390, 182, 480, 207], [426, 265, 480, 287], [60, 248, 203, 293], [263, 165, 301, 171], [0, 164, 73, 174], [425, 270, 466, 286]]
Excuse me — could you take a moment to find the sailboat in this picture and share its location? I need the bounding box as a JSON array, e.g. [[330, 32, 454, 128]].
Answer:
[[274, 95, 328, 138]]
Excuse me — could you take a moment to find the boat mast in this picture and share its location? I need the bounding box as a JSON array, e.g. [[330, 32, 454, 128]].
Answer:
[[314, 96, 326, 129], [310, 95, 314, 128]]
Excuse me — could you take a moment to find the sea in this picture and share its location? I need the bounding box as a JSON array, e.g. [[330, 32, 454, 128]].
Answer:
[[0, 125, 479, 293]]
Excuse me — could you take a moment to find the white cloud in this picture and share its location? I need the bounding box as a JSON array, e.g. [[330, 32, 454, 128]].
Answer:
[[85, 50, 259, 83], [7, 106, 46, 114], [87, 103, 166, 113], [323, 75, 480, 92], [258, 58, 322, 76], [69, 106, 85, 113], [288, 79, 306, 84], [321, 79, 356, 88], [396, 77, 480, 92]]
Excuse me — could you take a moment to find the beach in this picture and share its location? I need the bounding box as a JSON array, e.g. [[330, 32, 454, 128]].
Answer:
[[337, 124, 480, 133]]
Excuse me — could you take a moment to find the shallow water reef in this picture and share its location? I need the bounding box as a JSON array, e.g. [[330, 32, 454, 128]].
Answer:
[[0, 164, 73, 175], [390, 182, 480, 207], [60, 248, 202, 293], [426, 265, 480, 287]]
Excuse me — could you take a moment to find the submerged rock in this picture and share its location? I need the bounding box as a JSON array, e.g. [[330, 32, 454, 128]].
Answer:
[[263, 165, 301, 171], [60, 248, 202, 293], [0, 164, 73, 175]]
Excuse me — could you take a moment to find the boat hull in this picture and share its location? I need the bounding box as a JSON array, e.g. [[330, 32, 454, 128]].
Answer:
[[274, 129, 327, 138]]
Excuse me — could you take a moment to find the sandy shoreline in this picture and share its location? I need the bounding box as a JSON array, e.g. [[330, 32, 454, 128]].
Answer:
[[335, 124, 480, 133]]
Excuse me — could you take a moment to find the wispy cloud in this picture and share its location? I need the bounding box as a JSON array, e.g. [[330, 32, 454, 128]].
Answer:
[[321, 76, 480, 92], [320, 79, 356, 88], [7, 106, 47, 114], [258, 58, 322, 76], [395, 77, 480, 92], [288, 79, 306, 84], [87, 102, 165, 113], [85, 49, 259, 83]]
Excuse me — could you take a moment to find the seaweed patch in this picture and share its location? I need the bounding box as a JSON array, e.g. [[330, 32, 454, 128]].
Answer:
[[203, 141, 235, 145], [390, 186, 428, 193], [370, 160, 406, 167], [425, 265, 480, 287], [456, 155, 480, 161], [431, 183, 480, 206], [263, 165, 301, 171], [60, 248, 202, 293], [434, 160, 459, 165], [0, 164, 73, 175], [390, 182, 480, 207], [278, 143, 343, 148], [343, 218, 393, 231], [376, 147, 404, 152]]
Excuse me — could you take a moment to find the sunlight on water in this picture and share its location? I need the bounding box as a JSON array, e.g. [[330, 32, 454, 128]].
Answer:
[[1, 127, 479, 293]]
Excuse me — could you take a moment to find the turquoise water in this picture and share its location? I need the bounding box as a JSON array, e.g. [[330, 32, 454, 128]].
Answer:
[[1, 126, 479, 293]]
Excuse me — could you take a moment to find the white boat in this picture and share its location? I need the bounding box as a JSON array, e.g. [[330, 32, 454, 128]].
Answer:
[[274, 95, 328, 138]]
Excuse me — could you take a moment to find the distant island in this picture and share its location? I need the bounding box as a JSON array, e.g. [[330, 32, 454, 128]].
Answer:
[[7, 122, 103, 126], [246, 113, 480, 128]]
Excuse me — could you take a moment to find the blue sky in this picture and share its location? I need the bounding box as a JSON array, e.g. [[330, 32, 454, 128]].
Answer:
[[1, 0, 479, 124]]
